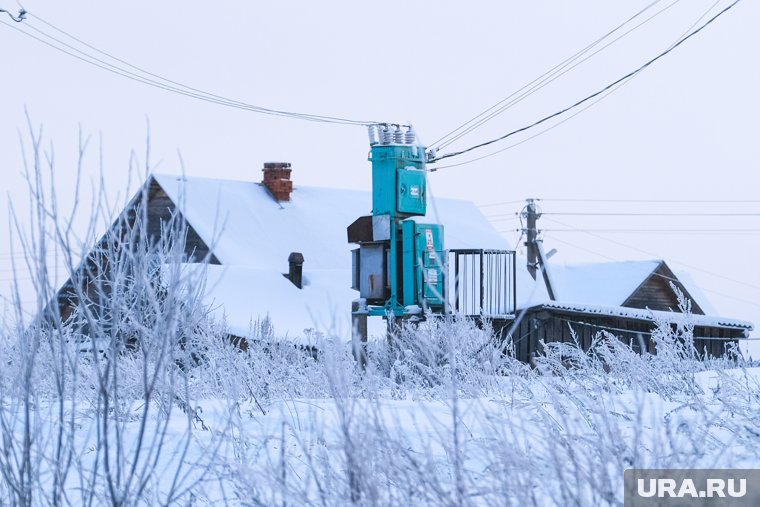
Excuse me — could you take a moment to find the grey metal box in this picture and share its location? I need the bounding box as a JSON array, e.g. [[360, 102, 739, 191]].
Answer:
[[359, 243, 387, 301]]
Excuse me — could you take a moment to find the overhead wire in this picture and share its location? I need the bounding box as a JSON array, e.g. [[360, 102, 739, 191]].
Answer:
[[497, 229, 760, 236], [437, 0, 680, 149], [542, 212, 760, 217], [542, 234, 760, 309], [429, 0, 742, 164], [0, 13, 379, 126], [488, 200, 760, 305], [487, 216, 520, 223], [427, 2, 728, 172], [483, 211, 760, 219], [538, 198, 760, 204], [478, 200, 526, 208], [433, 0, 679, 151], [540, 229, 760, 234], [0, 7, 25, 22], [541, 215, 760, 291], [434, 0, 725, 155], [428, 76, 630, 171]]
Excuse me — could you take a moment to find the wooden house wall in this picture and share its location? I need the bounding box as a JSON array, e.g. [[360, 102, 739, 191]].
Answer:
[[494, 310, 743, 363], [55, 178, 220, 324], [145, 178, 220, 264], [623, 264, 705, 314], [623, 275, 677, 312]]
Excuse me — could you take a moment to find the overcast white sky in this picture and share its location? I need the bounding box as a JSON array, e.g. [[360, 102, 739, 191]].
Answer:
[[1, 1, 758, 352]]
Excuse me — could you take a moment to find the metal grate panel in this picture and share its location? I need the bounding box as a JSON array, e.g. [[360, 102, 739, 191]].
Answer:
[[447, 249, 516, 317]]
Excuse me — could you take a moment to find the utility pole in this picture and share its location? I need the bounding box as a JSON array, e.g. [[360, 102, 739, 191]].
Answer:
[[523, 198, 540, 280], [522, 198, 558, 300]]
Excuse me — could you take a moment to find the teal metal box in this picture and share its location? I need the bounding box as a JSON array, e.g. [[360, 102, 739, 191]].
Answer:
[[397, 168, 426, 215], [401, 221, 445, 310], [369, 144, 426, 217]]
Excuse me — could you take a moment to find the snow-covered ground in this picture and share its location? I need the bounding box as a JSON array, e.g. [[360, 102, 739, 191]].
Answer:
[[1, 314, 758, 506], [2, 154, 756, 505]]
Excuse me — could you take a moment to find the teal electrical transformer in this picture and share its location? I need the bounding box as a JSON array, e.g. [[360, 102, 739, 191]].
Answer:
[[348, 124, 445, 317], [369, 144, 427, 217]]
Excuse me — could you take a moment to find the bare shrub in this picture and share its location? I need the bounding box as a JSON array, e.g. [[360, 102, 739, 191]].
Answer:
[[0, 121, 224, 506]]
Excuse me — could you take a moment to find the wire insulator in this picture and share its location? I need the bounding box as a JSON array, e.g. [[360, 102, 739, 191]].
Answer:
[[381, 126, 393, 144], [368, 125, 378, 145], [405, 127, 416, 145], [393, 126, 404, 144]]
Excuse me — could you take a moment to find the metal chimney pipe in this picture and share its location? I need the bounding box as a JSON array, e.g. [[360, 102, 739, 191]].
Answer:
[[287, 252, 305, 289]]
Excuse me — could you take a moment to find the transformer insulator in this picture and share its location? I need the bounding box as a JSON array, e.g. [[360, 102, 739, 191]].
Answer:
[[405, 127, 416, 145], [368, 125, 378, 145], [381, 126, 393, 144], [393, 126, 404, 144]]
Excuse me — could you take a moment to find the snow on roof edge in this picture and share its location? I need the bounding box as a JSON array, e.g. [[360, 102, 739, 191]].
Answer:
[[527, 301, 753, 330]]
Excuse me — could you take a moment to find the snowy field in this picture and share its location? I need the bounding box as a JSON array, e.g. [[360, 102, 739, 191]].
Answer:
[[1, 312, 758, 506]]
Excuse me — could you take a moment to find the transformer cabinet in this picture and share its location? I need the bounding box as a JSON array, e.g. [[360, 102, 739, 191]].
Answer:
[[348, 124, 445, 319], [349, 219, 445, 310], [401, 221, 444, 312]]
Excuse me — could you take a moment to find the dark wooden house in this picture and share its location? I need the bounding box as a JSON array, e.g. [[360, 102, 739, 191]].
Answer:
[[504, 260, 751, 362]]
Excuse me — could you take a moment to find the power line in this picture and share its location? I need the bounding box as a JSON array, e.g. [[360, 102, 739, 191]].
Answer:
[[541, 215, 760, 291], [429, 0, 742, 163], [428, 76, 631, 171], [543, 235, 760, 309], [543, 235, 620, 262], [487, 217, 520, 224], [539, 198, 760, 204], [486, 211, 760, 219], [485, 213, 519, 219], [431, 0, 670, 149], [433, 0, 681, 151], [542, 212, 760, 217], [498, 228, 760, 235], [540, 228, 760, 234], [0, 14, 378, 126], [0, 8, 25, 22], [478, 200, 526, 208], [516, 227, 760, 310], [433, 1, 728, 170]]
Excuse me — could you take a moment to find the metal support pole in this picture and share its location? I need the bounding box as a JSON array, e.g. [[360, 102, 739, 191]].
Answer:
[[524, 198, 539, 280], [479, 250, 485, 315], [512, 252, 517, 315], [351, 299, 368, 369], [388, 219, 400, 313], [454, 252, 460, 314]]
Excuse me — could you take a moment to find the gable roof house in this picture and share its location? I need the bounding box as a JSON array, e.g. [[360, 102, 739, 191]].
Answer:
[[508, 259, 752, 361], [53, 163, 752, 360], [54, 163, 515, 345]]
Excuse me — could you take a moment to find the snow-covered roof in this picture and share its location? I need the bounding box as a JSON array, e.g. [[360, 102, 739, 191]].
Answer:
[[672, 269, 718, 316], [543, 260, 660, 306], [152, 174, 512, 339], [153, 174, 510, 270], [531, 301, 753, 331], [146, 174, 751, 340], [189, 265, 358, 343], [516, 259, 752, 332]]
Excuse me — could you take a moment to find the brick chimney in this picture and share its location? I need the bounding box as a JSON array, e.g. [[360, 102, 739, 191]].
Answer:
[[262, 162, 293, 201]]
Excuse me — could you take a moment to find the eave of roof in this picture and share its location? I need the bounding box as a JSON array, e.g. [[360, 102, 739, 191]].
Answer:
[[526, 301, 753, 331]]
